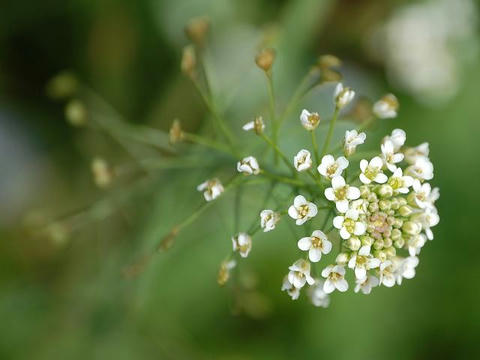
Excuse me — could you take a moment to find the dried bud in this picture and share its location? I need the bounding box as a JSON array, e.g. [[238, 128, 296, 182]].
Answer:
[[91, 157, 113, 188], [65, 99, 87, 127], [242, 116, 265, 135], [185, 16, 209, 46], [217, 259, 236, 286], [255, 48, 275, 72], [46, 71, 78, 99], [181, 45, 196, 77], [158, 227, 179, 252], [169, 119, 184, 144]]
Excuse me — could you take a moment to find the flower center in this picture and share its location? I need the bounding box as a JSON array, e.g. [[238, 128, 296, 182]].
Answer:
[[298, 205, 309, 218], [335, 186, 348, 200], [329, 272, 342, 281], [344, 218, 355, 233], [327, 163, 338, 176], [311, 236, 323, 249], [365, 166, 379, 179]]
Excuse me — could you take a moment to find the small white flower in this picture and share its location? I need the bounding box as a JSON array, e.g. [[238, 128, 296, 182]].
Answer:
[[308, 279, 330, 308], [288, 259, 315, 289], [373, 93, 399, 119], [242, 116, 265, 135], [317, 155, 349, 180], [325, 175, 361, 213], [300, 109, 320, 131], [384, 128, 406, 151], [294, 149, 312, 172], [381, 139, 404, 172], [333, 209, 367, 239], [232, 233, 252, 258], [288, 195, 318, 225], [298, 230, 332, 262], [404, 143, 429, 164], [378, 260, 397, 287], [406, 157, 434, 180], [321, 265, 349, 294], [413, 207, 439, 240], [412, 179, 433, 208], [344, 129, 366, 156], [388, 168, 414, 194], [334, 83, 355, 109], [407, 234, 427, 256], [196, 178, 224, 201], [359, 156, 388, 184], [237, 156, 260, 175], [401, 256, 419, 281], [354, 274, 379, 294], [350, 199, 368, 215], [281, 276, 300, 300], [348, 247, 381, 280], [260, 210, 280, 232]]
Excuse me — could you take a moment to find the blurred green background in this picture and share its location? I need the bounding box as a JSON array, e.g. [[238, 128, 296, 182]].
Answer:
[[1, 0, 480, 359]]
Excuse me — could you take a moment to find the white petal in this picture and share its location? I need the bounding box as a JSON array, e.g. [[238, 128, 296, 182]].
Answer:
[[374, 173, 388, 184], [354, 221, 366, 235], [298, 237, 312, 251], [322, 240, 332, 254], [360, 159, 368, 172], [347, 186, 360, 200], [359, 173, 371, 184], [294, 195, 306, 207], [324, 188, 336, 201], [309, 248, 322, 262], [323, 279, 335, 294], [331, 175, 345, 189], [288, 205, 298, 219], [370, 156, 383, 168], [340, 227, 351, 239], [355, 267, 367, 280], [336, 279, 349, 292], [333, 216, 344, 229], [336, 199, 349, 213]]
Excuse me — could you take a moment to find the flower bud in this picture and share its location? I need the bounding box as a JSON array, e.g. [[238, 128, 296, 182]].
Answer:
[[368, 202, 379, 213], [334, 83, 355, 109], [360, 185, 370, 199], [374, 250, 387, 262], [360, 235, 374, 247], [391, 228, 402, 241], [394, 218, 403, 228], [46, 71, 78, 99], [347, 237, 361, 251], [403, 221, 421, 235], [398, 198, 407, 207], [185, 16, 209, 46], [373, 239, 384, 250], [65, 99, 87, 127], [336, 252, 350, 265], [91, 157, 112, 188], [383, 237, 393, 248], [379, 199, 391, 211], [367, 193, 378, 203], [378, 184, 393, 198], [169, 119, 184, 144], [373, 93, 399, 119], [390, 198, 400, 210], [317, 54, 342, 69], [217, 259, 236, 286], [255, 48, 275, 72], [385, 246, 396, 257], [399, 205, 413, 217], [394, 238, 405, 248], [181, 45, 196, 77]]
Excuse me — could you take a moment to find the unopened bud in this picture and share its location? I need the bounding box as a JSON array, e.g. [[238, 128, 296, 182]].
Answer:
[[374, 250, 387, 262], [65, 99, 87, 127], [91, 157, 112, 188], [378, 184, 393, 198], [360, 235, 374, 247], [379, 199, 391, 211], [185, 16, 209, 46], [394, 238, 405, 248], [383, 237, 392, 248], [46, 71, 78, 99], [181, 45, 196, 77], [360, 185, 370, 199], [255, 48, 275, 72], [403, 221, 421, 235], [385, 246, 396, 257], [169, 119, 184, 144], [347, 237, 361, 251], [317, 54, 342, 69], [336, 252, 349, 265], [391, 228, 402, 241], [373, 93, 399, 119], [373, 239, 384, 250], [399, 205, 413, 217]]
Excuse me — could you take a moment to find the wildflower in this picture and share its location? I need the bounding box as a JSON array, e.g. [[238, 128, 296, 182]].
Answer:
[[333, 209, 366, 240], [300, 109, 321, 131], [411, 180, 434, 208], [334, 83, 355, 109], [217, 259, 236, 286], [406, 157, 434, 181], [242, 116, 265, 135], [91, 157, 112, 188], [255, 48, 276, 72], [407, 234, 426, 256], [65, 99, 87, 127], [388, 168, 414, 194], [325, 175, 360, 213], [348, 247, 381, 279], [197, 178, 224, 201], [169, 119, 184, 144], [373, 93, 399, 119], [294, 149, 312, 172], [384, 128, 406, 151], [381, 139, 404, 172], [260, 210, 280, 232], [298, 230, 332, 262], [344, 129, 366, 156], [378, 260, 397, 287], [232, 233, 252, 258], [308, 279, 330, 308], [288, 259, 315, 288], [281, 276, 300, 300], [288, 195, 318, 225], [354, 274, 379, 294], [317, 155, 349, 180], [359, 156, 388, 184], [404, 143, 429, 164], [237, 156, 260, 175], [413, 207, 439, 240], [400, 256, 419, 281], [321, 265, 349, 293]]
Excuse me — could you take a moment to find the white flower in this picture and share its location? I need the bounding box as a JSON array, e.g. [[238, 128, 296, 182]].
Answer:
[[388, 168, 414, 194], [413, 207, 439, 240], [242, 116, 265, 135], [300, 109, 320, 131], [232, 233, 252, 258], [404, 143, 429, 164], [378, 260, 397, 287], [317, 155, 349, 180], [412, 179, 433, 208], [298, 230, 332, 262], [321, 265, 349, 294], [281, 276, 300, 300], [260, 210, 280, 232], [237, 156, 260, 175], [308, 279, 330, 308], [334, 83, 355, 109], [196, 178, 224, 201], [359, 156, 388, 184], [406, 157, 434, 180], [288, 259, 315, 288], [333, 209, 367, 239], [348, 247, 381, 279], [381, 139, 404, 172], [407, 234, 426, 256], [288, 195, 318, 225], [325, 175, 361, 213], [354, 274, 379, 294], [294, 149, 312, 172], [350, 198, 368, 215], [401, 256, 419, 280], [373, 93, 399, 119], [384, 128, 406, 151], [344, 129, 366, 156]]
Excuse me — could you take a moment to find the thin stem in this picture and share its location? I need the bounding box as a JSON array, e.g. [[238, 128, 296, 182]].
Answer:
[[183, 132, 233, 156], [311, 130, 320, 166], [260, 170, 304, 187], [265, 72, 278, 164], [260, 134, 297, 177], [320, 107, 340, 157]]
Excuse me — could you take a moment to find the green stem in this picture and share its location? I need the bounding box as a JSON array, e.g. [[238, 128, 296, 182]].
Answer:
[[260, 134, 297, 177], [311, 130, 320, 166], [320, 107, 340, 157], [266, 72, 279, 164], [183, 132, 233, 156], [260, 170, 304, 187]]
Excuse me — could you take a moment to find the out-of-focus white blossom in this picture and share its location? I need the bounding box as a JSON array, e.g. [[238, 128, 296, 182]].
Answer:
[[294, 149, 312, 172], [308, 279, 330, 307], [373, 94, 399, 119], [260, 210, 280, 232], [232, 233, 252, 258], [237, 156, 260, 175], [197, 178, 224, 201], [334, 83, 355, 109], [354, 274, 379, 294]]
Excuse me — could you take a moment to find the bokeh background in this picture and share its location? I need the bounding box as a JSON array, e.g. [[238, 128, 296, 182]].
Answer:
[[1, 0, 480, 359]]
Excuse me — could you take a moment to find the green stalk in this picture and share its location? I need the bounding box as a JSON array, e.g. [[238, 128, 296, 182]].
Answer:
[[320, 107, 340, 157], [260, 134, 297, 177]]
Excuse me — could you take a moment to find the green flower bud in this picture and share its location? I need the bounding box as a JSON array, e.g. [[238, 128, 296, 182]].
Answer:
[[379, 199, 391, 211], [347, 237, 361, 251], [378, 184, 393, 198], [399, 205, 413, 217], [403, 221, 421, 235], [391, 228, 402, 241]]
